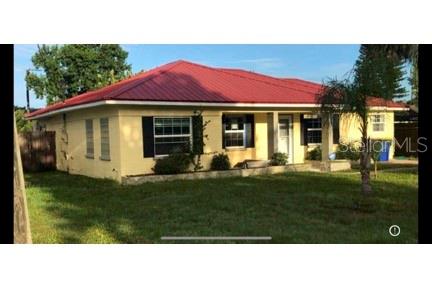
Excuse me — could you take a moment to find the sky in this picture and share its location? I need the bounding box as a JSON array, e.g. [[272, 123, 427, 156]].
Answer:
[[14, 44, 411, 108]]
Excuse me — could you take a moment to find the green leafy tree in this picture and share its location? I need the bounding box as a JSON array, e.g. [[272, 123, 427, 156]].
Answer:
[[408, 59, 418, 106], [26, 44, 132, 104], [365, 44, 418, 106], [354, 45, 407, 100], [15, 108, 33, 132]]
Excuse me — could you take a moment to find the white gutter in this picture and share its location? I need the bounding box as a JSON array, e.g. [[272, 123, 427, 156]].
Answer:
[[27, 99, 410, 120]]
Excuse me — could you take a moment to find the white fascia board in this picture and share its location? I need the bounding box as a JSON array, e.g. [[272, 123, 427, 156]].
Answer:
[[26, 100, 409, 120]]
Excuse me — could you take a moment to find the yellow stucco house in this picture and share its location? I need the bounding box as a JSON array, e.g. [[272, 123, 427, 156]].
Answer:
[[27, 60, 408, 182]]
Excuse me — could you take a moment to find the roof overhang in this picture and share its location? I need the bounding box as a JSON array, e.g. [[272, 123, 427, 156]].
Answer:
[[26, 100, 409, 120]]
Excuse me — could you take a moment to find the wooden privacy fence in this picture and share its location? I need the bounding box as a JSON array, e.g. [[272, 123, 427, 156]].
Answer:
[[394, 122, 418, 157], [18, 131, 56, 172]]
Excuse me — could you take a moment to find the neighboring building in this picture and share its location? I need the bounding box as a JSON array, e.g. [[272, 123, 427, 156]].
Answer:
[[394, 105, 418, 157], [26, 60, 408, 182]]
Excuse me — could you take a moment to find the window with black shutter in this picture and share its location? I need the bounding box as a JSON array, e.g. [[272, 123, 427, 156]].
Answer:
[[152, 117, 192, 157], [300, 114, 307, 145], [302, 114, 322, 144], [192, 115, 204, 154], [222, 114, 254, 148], [332, 114, 340, 144], [142, 117, 155, 157], [245, 114, 255, 148]]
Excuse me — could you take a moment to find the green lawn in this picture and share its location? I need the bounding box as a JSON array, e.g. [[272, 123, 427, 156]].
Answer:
[[25, 169, 418, 243]]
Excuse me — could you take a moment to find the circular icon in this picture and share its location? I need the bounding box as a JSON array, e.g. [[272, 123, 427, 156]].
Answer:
[[389, 225, 400, 237]]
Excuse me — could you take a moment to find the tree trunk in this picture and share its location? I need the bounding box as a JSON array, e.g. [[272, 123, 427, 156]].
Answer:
[[14, 113, 32, 243], [360, 136, 373, 196], [374, 161, 378, 179]]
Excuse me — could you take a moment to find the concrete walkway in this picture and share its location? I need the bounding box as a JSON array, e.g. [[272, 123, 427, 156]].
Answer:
[[388, 159, 418, 165]]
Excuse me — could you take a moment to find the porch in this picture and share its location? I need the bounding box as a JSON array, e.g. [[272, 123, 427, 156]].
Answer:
[[221, 111, 336, 165]]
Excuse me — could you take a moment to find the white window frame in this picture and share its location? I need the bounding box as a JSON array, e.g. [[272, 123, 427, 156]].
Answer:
[[371, 113, 385, 132], [153, 116, 192, 157], [223, 114, 247, 149], [304, 114, 322, 144]]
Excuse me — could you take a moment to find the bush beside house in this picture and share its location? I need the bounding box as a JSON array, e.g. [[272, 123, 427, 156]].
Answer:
[[306, 146, 322, 161], [152, 153, 191, 175], [270, 152, 288, 166], [210, 153, 231, 170]]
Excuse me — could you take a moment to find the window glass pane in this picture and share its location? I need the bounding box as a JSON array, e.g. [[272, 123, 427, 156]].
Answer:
[[307, 130, 322, 144], [182, 125, 190, 134], [154, 117, 191, 155], [225, 132, 244, 147], [223, 115, 247, 147], [226, 116, 244, 131], [155, 137, 190, 155], [164, 125, 173, 135]]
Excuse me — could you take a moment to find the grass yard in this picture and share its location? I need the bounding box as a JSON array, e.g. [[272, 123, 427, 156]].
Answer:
[[25, 169, 418, 244]]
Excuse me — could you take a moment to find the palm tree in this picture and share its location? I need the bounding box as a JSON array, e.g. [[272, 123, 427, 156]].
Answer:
[[319, 77, 373, 195]]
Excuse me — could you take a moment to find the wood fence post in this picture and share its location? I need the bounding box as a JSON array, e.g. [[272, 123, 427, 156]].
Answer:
[[13, 113, 32, 244]]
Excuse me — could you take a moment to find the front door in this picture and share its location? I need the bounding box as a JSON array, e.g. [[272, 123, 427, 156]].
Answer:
[[278, 115, 293, 164]]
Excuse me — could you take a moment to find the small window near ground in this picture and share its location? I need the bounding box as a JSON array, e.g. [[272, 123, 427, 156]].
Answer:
[[85, 119, 94, 158], [372, 114, 385, 132], [100, 118, 110, 160], [154, 117, 192, 156]]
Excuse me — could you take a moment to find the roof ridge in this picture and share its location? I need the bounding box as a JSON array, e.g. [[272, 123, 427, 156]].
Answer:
[[180, 60, 321, 95]]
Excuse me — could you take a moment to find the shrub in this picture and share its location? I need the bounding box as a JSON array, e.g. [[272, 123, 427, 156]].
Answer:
[[210, 153, 231, 170], [306, 146, 322, 160], [152, 153, 191, 175], [270, 152, 288, 166], [336, 142, 360, 161]]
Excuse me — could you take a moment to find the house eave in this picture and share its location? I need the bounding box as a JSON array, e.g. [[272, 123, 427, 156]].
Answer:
[[26, 100, 410, 120]]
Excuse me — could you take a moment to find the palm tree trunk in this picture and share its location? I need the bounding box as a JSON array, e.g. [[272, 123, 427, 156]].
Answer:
[[360, 126, 372, 195]]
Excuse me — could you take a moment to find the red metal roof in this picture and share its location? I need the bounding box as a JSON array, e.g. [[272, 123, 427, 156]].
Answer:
[[27, 60, 408, 118]]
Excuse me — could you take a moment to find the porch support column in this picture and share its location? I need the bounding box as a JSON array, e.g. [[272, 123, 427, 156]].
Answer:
[[267, 112, 279, 159], [321, 113, 333, 170], [272, 112, 279, 154]]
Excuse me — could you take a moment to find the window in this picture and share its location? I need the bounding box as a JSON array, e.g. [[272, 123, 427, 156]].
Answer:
[[85, 119, 94, 158], [223, 115, 246, 148], [154, 117, 192, 156], [100, 118, 110, 160], [304, 114, 322, 144], [372, 114, 385, 132]]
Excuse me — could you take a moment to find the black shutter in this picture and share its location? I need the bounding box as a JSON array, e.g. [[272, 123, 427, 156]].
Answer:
[[142, 117, 154, 157], [300, 114, 308, 146], [332, 114, 340, 144], [192, 115, 204, 154], [245, 114, 255, 148], [222, 114, 226, 149]]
